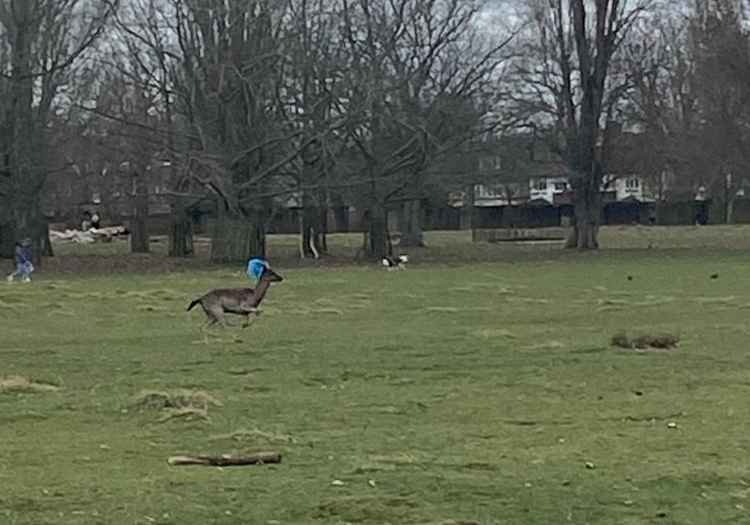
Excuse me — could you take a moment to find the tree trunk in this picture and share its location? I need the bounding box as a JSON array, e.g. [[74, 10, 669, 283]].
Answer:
[[723, 174, 735, 225], [396, 204, 407, 235], [726, 197, 735, 225], [318, 206, 328, 253], [39, 215, 53, 257], [399, 199, 424, 247], [169, 201, 193, 257], [12, 194, 47, 265], [130, 172, 149, 253], [366, 204, 388, 259], [6, 6, 43, 263], [566, 178, 601, 249], [301, 197, 323, 258], [211, 207, 265, 263], [0, 222, 13, 258], [461, 184, 474, 230]]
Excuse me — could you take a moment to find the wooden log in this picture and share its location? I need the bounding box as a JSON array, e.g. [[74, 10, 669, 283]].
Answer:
[[168, 451, 282, 467]]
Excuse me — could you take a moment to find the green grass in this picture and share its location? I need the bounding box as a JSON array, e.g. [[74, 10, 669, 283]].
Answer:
[[4, 228, 750, 523]]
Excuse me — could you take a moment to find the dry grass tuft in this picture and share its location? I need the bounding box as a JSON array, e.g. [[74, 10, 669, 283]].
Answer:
[[0, 376, 60, 393], [310, 307, 344, 315], [477, 328, 516, 339], [146, 289, 183, 301], [132, 389, 222, 422], [210, 428, 294, 444], [425, 306, 460, 313], [525, 340, 566, 350], [156, 406, 210, 422]]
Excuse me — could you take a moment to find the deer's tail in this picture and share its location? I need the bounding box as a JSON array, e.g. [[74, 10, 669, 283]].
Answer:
[[187, 298, 201, 311]]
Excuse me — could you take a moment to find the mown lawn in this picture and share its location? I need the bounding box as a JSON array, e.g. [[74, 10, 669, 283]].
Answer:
[[3, 229, 750, 524]]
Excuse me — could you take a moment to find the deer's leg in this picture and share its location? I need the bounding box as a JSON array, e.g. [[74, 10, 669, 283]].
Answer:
[[201, 303, 227, 329], [241, 308, 261, 329]]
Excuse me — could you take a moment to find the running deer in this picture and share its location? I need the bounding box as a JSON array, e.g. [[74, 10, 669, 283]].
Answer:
[[187, 266, 283, 328]]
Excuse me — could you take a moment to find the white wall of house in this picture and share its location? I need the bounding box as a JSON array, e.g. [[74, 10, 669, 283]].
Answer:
[[528, 177, 569, 203], [474, 174, 665, 206], [610, 175, 645, 201], [601, 174, 659, 202], [473, 184, 511, 206]]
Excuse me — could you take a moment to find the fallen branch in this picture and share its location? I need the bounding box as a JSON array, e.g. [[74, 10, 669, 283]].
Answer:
[[167, 451, 282, 467]]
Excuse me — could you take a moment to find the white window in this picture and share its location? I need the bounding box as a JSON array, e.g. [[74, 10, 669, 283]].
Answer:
[[626, 177, 640, 189], [554, 182, 567, 191], [535, 179, 547, 191]]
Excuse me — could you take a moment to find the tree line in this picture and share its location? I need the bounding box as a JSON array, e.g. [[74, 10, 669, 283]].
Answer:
[[0, 0, 748, 261]]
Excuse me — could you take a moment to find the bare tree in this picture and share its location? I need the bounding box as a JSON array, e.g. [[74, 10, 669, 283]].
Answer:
[[624, 0, 750, 221], [282, 0, 347, 258], [106, 0, 197, 254], [689, 0, 750, 222], [0, 0, 116, 260], [512, 0, 648, 248], [337, 0, 511, 258], [621, 16, 692, 201]]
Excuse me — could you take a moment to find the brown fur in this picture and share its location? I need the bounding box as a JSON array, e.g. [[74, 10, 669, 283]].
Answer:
[[188, 268, 283, 328]]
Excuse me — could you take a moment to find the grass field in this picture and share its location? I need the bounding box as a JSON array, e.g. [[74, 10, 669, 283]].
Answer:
[[3, 227, 750, 524]]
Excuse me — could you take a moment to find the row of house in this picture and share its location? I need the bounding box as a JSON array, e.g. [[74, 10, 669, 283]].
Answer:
[[472, 174, 651, 207], [462, 127, 734, 212]]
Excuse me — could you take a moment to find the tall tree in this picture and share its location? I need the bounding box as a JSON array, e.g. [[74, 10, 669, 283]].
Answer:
[[337, 0, 510, 258], [513, 0, 648, 248], [689, 0, 750, 222], [0, 0, 115, 260]]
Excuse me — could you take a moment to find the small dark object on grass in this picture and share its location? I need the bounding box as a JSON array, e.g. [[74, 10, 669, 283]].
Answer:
[[168, 451, 281, 467], [710, 273, 719, 279], [611, 332, 679, 350], [627, 275, 633, 281]]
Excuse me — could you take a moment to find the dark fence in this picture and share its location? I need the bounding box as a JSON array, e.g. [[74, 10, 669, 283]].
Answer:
[[473, 200, 716, 229], [53, 197, 750, 238], [473, 203, 569, 229]]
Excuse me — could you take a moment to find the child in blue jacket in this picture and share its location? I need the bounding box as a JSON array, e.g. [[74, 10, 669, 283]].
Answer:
[[6, 239, 33, 283]]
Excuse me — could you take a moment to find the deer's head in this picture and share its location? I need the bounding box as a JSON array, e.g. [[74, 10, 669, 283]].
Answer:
[[260, 266, 284, 283]]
